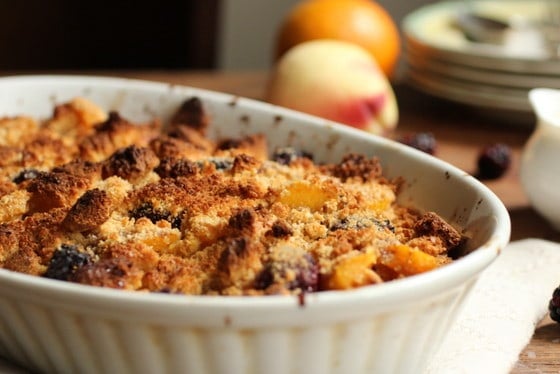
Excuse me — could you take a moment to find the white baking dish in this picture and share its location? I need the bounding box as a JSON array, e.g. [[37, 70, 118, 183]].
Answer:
[[0, 75, 510, 374]]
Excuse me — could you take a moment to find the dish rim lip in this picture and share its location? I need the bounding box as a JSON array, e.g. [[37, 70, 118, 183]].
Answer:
[[0, 74, 512, 312]]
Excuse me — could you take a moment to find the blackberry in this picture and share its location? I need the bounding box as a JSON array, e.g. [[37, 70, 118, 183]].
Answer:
[[130, 202, 184, 229], [130, 202, 171, 224], [12, 169, 43, 184], [549, 285, 560, 323], [330, 217, 351, 231], [254, 254, 319, 293], [44, 244, 91, 281], [208, 157, 234, 171], [272, 147, 312, 165], [375, 219, 395, 233], [171, 216, 183, 230], [289, 253, 319, 293], [330, 216, 393, 232], [190, 158, 233, 171], [398, 132, 437, 155], [476, 143, 511, 180]]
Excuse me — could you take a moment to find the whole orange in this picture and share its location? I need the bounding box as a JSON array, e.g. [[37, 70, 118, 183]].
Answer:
[[275, 0, 401, 77]]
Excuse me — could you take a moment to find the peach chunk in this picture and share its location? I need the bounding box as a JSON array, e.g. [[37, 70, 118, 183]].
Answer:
[[326, 251, 380, 290], [381, 244, 439, 276], [279, 181, 335, 211]]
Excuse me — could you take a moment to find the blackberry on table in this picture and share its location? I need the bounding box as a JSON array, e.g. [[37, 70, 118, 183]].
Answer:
[[549, 285, 560, 323], [476, 143, 511, 180], [398, 132, 437, 155]]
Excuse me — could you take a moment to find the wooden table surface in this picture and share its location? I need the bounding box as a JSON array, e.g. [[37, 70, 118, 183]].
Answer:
[[7, 69, 560, 372]]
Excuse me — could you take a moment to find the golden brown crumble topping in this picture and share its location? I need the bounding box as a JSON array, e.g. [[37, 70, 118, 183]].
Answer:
[[0, 97, 463, 295]]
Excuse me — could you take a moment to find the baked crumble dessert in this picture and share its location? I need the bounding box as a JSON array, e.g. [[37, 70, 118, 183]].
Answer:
[[0, 97, 463, 295]]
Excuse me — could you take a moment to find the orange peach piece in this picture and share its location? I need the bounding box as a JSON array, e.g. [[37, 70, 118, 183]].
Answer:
[[381, 244, 439, 276], [266, 39, 398, 135], [279, 181, 335, 211], [326, 251, 380, 290]]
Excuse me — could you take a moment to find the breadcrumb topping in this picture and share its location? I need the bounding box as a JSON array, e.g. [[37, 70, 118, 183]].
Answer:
[[0, 97, 463, 295]]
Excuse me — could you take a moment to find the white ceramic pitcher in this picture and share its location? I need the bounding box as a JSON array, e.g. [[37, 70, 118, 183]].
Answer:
[[520, 88, 560, 230]]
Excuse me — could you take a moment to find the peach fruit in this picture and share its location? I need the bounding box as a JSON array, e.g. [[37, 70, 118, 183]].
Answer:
[[266, 39, 398, 134]]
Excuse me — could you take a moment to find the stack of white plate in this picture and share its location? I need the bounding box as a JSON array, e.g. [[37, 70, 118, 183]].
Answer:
[[402, 0, 560, 122]]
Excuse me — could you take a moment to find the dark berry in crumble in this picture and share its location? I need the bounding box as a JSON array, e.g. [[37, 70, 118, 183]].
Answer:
[[130, 202, 171, 224], [255, 254, 319, 293], [476, 143, 511, 180], [398, 132, 437, 155], [209, 157, 234, 171], [12, 169, 43, 184], [549, 285, 560, 323], [272, 147, 313, 165], [44, 244, 92, 281], [289, 253, 320, 293]]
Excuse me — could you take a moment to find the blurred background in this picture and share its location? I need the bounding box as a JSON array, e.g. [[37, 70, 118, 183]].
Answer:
[[0, 0, 432, 71], [218, 0, 431, 70]]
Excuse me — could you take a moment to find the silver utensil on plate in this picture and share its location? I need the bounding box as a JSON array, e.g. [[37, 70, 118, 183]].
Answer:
[[454, 0, 560, 59], [453, 11, 510, 44]]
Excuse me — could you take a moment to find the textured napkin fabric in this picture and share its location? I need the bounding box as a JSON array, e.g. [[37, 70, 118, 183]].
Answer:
[[0, 239, 559, 373], [426, 239, 560, 374]]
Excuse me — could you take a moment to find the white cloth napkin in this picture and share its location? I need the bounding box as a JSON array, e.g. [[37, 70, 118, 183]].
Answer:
[[0, 239, 559, 373], [426, 238, 560, 374]]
